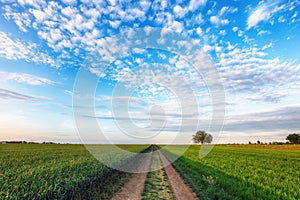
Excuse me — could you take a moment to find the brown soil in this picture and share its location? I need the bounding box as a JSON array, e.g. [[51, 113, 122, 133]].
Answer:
[[112, 148, 198, 200], [111, 152, 152, 200], [158, 150, 198, 200]]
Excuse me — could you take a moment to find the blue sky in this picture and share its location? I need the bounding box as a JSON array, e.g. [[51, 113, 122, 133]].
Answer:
[[0, 0, 299, 144]]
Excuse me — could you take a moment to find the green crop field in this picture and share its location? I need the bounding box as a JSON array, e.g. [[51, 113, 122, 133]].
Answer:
[[1, 144, 299, 200], [0, 144, 149, 200], [162, 145, 300, 200]]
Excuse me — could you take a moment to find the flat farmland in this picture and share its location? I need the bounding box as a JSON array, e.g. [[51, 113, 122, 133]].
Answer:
[[162, 145, 300, 200], [0, 144, 149, 199], [1, 144, 299, 200]]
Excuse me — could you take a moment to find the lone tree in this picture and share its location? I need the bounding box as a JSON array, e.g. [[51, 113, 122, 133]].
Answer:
[[192, 130, 213, 144], [286, 133, 300, 144]]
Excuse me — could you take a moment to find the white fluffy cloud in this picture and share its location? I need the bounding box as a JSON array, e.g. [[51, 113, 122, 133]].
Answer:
[[31, 9, 48, 22], [188, 0, 207, 11], [217, 46, 300, 101], [210, 11, 230, 26], [0, 32, 56, 67], [247, 0, 285, 29], [210, 16, 219, 25], [62, 0, 76, 5], [173, 5, 187, 18]]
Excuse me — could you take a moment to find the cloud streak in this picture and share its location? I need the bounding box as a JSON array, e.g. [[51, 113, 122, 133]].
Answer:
[[247, 0, 284, 29], [0, 71, 55, 85], [224, 105, 300, 132], [0, 88, 37, 101]]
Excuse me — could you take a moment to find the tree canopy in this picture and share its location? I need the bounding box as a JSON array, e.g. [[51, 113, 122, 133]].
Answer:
[[286, 133, 300, 144], [192, 130, 213, 144]]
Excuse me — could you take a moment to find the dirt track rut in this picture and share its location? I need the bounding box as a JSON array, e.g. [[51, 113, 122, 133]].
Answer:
[[111, 152, 152, 200], [158, 149, 198, 200], [112, 146, 198, 200]]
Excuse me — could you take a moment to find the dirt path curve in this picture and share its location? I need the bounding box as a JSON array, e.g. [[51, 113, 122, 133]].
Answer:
[[111, 152, 152, 200], [158, 150, 198, 200]]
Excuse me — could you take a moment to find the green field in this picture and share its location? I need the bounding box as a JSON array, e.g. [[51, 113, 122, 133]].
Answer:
[[1, 144, 299, 200], [0, 144, 149, 200], [162, 145, 300, 200]]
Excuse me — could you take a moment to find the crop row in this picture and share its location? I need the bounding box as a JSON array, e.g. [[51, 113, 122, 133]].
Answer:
[[0, 144, 149, 200], [162, 145, 300, 200]]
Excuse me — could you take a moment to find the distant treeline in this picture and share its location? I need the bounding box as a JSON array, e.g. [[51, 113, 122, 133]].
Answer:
[[1, 141, 62, 144], [248, 141, 291, 145]]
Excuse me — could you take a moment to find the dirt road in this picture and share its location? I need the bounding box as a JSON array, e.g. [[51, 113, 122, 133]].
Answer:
[[158, 149, 198, 200], [111, 152, 153, 200], [112, 146, 198, 200]]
